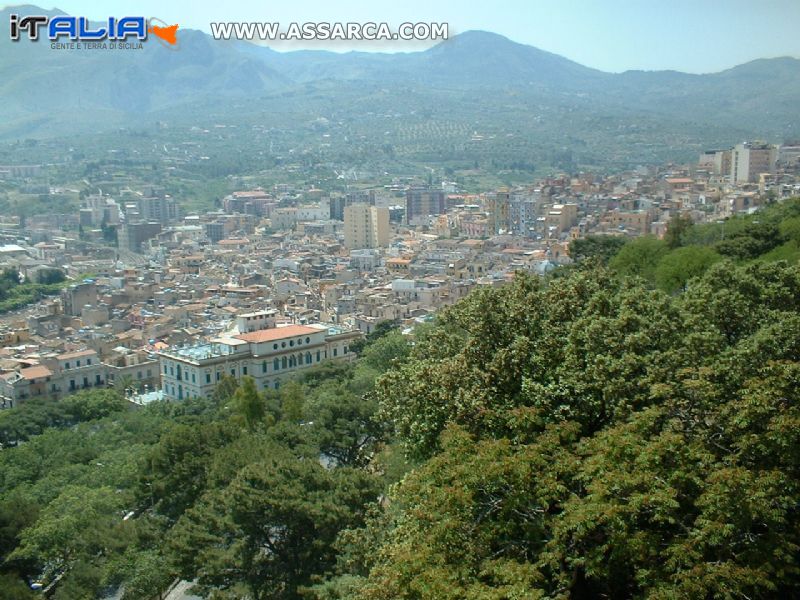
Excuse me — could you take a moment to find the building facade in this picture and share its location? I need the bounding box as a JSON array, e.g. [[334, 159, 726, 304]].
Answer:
[[405, 187, 445, 224], [343, 203, 390, 249], [731, 142, 777, 183], [157, 323, 361, 400]]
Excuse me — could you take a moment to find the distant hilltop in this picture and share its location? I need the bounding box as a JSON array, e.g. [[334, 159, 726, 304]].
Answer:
[[0, 5, 798, 168]]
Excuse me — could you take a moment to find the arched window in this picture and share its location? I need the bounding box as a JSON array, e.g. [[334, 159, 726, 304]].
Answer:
[[289, 356, 296, 367], [273, 358, 280, 371], [281, 356, 287, 369], [305, 352, 312, 365], [262, 360, 267, 373], [316, 350, 321, 362]]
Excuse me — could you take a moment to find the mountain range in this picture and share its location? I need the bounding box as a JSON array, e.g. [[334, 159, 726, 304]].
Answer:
[[0, 5, 798, 168]]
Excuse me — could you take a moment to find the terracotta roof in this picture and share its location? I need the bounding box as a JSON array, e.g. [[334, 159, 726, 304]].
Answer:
[[235, 325, 319, 343], [20, 365, 52, 380]]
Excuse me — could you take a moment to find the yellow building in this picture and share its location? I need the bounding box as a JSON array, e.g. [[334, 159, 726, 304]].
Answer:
[[344, 204, 390, 249]]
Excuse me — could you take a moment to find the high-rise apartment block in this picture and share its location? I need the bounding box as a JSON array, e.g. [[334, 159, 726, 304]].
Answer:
[[343, 203, 390, 249]]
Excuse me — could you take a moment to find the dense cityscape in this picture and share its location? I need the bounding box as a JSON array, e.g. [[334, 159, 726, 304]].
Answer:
[[0, 141, 797, 408]]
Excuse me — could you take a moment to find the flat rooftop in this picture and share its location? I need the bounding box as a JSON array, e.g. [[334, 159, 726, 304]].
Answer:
[[159, 342, 242, 362]]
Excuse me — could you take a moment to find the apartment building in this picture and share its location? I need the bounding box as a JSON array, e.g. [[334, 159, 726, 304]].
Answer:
[[343, 203, 389, 249], [0, 349, 107, 408], [731, 142, 778, 183]]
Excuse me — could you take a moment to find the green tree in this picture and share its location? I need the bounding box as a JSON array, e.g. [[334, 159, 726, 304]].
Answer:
[[714, 221, 782, 260], [170, 458, 378, 600], [232, 376, 267, 431], [568, 234, 627, 263], [654, 246, 722, 292], [343, 261, 800, 599], [663, 212, 693, 249], [10, 485, 126, 590], [34, 268, 65, 285], [608, 235, 668, 282], [305, 383, 383, 467], [280, 381, 306, 423]]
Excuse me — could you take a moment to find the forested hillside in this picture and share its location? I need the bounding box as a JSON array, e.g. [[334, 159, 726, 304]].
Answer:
[[3, 202, 800, 598]]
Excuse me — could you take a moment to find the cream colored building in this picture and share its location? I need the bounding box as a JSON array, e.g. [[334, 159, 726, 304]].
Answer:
[[731, 142, 777, 184], [343, 203, 389, 249]]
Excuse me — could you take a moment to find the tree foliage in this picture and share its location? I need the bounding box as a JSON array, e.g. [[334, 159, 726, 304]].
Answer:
[[336, 258, 800, 599]]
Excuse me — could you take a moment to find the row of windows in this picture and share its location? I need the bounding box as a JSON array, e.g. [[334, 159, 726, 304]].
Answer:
[[167, 378, 282, 398], [163, 345, 352, 385], [272, 336, 313, 350], [64, 358, 92, 369], [263, 351, 321, 372]]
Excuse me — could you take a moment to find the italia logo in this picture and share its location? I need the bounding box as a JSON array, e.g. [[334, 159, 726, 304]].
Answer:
[[9, 14, 180, 47]]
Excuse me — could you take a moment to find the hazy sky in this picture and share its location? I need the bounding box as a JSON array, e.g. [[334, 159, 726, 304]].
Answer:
[[6, 0, 800, 73]]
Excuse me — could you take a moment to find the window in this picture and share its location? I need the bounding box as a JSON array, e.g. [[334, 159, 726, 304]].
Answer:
[[262, 361, 267, 373], [243, 366, 248, 375], [65, 362, 70, 369], [282, 342, 286, 348], [231, 369, 235, 377], [164, 365, 168, 374], [95, 374, 101, 385], [273, 343, 278, 350], [306, 337, 311, 344], [206, 373, 211, 384], [274, 358, 280, 371], [316, 350, 321, 362], [191, 373, 196, 383], [333, 348, 338, 357], [77, 360, 81, 367], [290, 340, 294, 347], [147, 369, 152, 378], [87, 358, 92, 365], [216, 372, 221, 381], [281, 357, 287, 369], [306, 352, 312, 365]]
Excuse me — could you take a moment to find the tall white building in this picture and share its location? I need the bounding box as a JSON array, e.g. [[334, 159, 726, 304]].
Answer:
[[343, 203, 390, 249], [731, 142, 777, 183]]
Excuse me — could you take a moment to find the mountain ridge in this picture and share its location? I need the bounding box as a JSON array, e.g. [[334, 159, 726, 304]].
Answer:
[[0, 4, 797, 170]]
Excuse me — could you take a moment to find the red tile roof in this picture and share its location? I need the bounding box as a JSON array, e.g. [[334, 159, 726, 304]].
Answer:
[[234, 325, 319, 343], [20, 365, 52, 380]]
